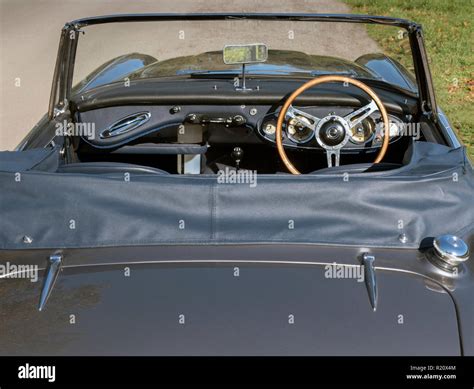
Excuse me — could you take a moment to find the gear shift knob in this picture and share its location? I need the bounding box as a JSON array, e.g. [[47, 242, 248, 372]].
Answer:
[[231, 147, 244, 169]]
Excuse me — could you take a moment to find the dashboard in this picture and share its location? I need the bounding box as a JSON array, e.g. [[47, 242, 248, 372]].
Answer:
[[73, 76, 418, 159], [77, 104, 409, 152]]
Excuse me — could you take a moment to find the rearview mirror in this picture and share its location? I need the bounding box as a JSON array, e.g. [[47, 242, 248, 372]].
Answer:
[[223, 43, 268, 65]]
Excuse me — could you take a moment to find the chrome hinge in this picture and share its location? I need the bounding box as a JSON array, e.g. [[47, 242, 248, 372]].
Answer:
[[361, 253, 378, 312], [38, 253, 63, 311], [53, 100, 68, 119]]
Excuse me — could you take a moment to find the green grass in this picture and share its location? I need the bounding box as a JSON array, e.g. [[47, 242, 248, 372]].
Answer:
[[345, 0, 474, 158]]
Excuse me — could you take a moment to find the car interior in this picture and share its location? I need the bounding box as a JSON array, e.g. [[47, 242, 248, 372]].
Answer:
[[58, 45, 435, 176]]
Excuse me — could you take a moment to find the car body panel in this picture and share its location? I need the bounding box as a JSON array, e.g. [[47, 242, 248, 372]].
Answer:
[[0, 244, 467, 356]]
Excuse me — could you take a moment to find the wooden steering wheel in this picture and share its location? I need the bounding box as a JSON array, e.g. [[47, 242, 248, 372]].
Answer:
[[276, 75, 390, 174]]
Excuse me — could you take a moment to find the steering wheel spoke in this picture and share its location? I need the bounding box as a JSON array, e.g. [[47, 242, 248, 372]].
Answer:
[[326, 149, 341, 167], [344, 100, 378, 128], [286, 105, 319, 130]]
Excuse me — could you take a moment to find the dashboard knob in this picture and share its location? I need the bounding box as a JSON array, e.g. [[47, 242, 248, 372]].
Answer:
[[231, 147, 244, 163], [231, 147, 244, 170]]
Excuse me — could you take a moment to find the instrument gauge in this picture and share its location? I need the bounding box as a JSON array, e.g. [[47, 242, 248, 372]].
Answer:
[[374, 115, 403, 143], [263, 122, 276, 136], [286, 117, 314, 143], [350, 117, 375, 144], [388, 120, 401, 137]]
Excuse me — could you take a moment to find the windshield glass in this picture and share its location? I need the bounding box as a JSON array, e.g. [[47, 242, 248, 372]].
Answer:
[[73, 19, 417, 92]]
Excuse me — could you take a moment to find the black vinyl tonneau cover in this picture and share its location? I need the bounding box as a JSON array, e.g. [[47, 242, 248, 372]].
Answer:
[[0, 142, 472, 250]]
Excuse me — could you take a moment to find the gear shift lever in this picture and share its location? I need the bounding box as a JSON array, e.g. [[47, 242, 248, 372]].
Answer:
[[231, 147, 244, 171]]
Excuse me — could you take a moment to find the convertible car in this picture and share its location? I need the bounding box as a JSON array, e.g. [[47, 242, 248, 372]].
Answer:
[[0, 14, 472, 356]]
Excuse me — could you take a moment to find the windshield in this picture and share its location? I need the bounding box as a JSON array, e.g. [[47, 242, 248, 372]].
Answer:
[[72, 19, 417, 91]]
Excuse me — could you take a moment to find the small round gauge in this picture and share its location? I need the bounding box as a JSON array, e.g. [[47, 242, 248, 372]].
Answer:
[[263, 122, 276, 136], [350, 117, 375, 144], [286, 117, 314, 143]]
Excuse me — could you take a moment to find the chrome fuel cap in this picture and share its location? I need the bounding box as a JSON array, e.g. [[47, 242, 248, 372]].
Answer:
[[432, 235, 469, 269]]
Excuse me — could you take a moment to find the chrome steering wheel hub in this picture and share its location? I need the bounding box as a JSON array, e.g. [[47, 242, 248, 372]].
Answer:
[[315, 115, 351, 167]]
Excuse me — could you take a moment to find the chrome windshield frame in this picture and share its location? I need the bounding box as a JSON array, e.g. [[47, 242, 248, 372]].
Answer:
[[48, 13, 438, 126]]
